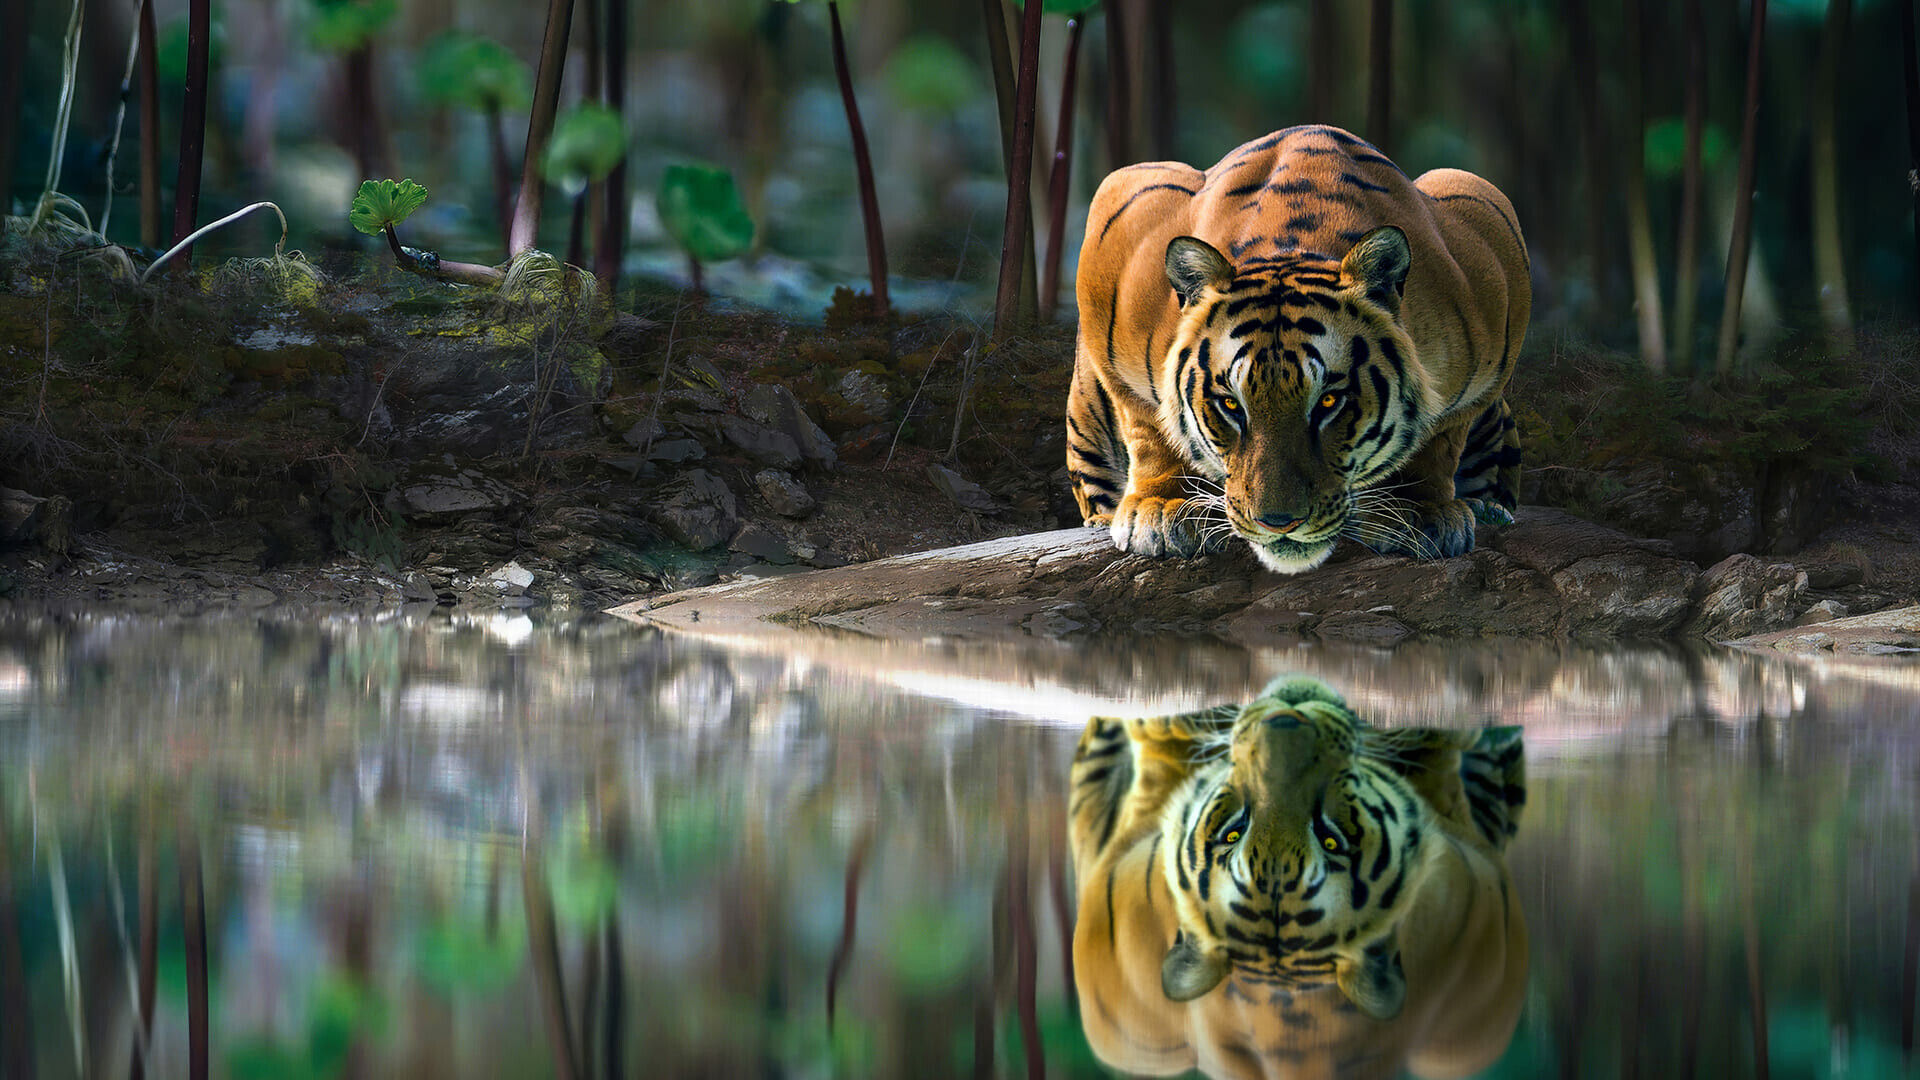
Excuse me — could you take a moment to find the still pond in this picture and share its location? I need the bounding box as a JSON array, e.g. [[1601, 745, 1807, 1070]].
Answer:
[[1, 612, 1915, 1078]]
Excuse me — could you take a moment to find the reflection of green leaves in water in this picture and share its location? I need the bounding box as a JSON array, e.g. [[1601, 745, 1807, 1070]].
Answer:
[[774, 1011, 877, 1075], [1768, 1003, 1905, 1078], [655, 797, 735, 877], [656, 164, 755, 265], [885, 907, 975, 991], [548, 849, 619, 929], [416, 31, 533, 113], [307, 0, 399, 53], [349, 179, 429, 236], [542, 105, 628, 192], [413, 914, 527, 996], [883, 37, 980, 114], [226, 975, 388, 1080]]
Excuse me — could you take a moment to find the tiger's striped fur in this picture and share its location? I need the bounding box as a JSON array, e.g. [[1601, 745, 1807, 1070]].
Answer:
[[1068, 677, 1528, 1079], [1066, 126, 1529, 573]]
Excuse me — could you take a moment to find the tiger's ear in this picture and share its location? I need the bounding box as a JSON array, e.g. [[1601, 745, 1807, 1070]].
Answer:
[[1165, 237, 1235, 307], [1336, 934, 1407, 1021], [1340, 226, 1411, 316], [1161, 933, 1229, 1002]]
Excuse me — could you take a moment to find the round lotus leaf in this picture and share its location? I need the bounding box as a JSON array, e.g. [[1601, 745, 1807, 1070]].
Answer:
[[542, 104, 628, 191], [349, 178, 429, 236], [417, 31, 533, 113], [307, 0, 398, 53], [656, 164, 756, 265], [884, 36, 981, 114]]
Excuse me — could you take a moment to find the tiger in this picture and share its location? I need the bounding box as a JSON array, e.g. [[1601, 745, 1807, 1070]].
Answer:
[[1068, 676, 1528, 1080], [1065, 125, 1530, 573]]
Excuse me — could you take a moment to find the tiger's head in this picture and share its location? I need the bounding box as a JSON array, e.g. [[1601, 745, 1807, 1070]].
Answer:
[[1157, 227, 1442, 573], [1158, 677, 1458, 1020]]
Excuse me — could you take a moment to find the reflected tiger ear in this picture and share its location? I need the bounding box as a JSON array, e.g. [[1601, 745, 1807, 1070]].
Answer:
[[1161, 933, 1229, 1002], [1340, 226, 1411, 316], [1165, 237, 1235, 307]]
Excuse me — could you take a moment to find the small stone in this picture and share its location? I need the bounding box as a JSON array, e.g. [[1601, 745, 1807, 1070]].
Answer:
[[486, 561, 535, 596], [729, 522, 794, 564], [754, 469, 817, 518], [622, 416, 666, 448], [1795, 599, 1848, 625], [1772, 632, 1836, 651], [719, 415, 803, 469], [652, 468, 738, 551], [927, 463, 1000, 512], [742, 384, 839, 469], [645, 438, 706, 464], [837, 369, 893, 415], [400, 572, 437, 602], [394, 469, 521, 517]]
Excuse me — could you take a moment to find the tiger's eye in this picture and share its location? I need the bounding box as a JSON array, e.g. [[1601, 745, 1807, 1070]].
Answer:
[[1224, 829, 1242, 843], [1322, 835, 1338, 851], [1222, 398, 1240, 412], [1319, 393, 1337, 409]]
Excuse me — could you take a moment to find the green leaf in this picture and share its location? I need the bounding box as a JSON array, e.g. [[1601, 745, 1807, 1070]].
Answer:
[[542, 105, 628, 191], [307, 0, 397, 52], [1019, 0, 1104, 13], [349, 178, 429, 236], [883, 36, 981, 114], [656, 164, 756, 264], [1644, 118, 1733, 179], [417, 31, 532, 113]]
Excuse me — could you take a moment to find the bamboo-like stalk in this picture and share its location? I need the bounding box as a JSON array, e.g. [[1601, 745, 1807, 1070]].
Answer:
[[181, 830, 210, 1080], [1624, 0, 1666, 372], [1809, 0, 1854, 352], [137, 0, 160, 249], [1365, 0, 1392, 152], [1672, 0, 1705, 373], [170, 0, 211, 259], [1309, 0, 1335, 123], [825, 825, 875, 1027], [0, 0, 28, 226], [99, 6, 146, 240], [993, 0, 1045, 341], [0, 824, 34, 1079], [510, 0, 578, 256], [1102, 0, 1131, 169], [1039, 17, 1086, 322], [1714, 0, 1768, 379], [829, 1, 889, 313], [133, 821, 159, 1080], [523, 843, 581, 1080], [592, 0, 628, 290], [488, 105, 515, 249], [1904, 0, 1920, 324]]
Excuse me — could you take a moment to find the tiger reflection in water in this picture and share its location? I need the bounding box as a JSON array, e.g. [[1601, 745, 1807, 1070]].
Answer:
[[1068, 677, 1527, 1079]]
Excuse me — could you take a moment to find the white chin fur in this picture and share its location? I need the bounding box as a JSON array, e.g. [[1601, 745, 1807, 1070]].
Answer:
[[1247, 537, 1335, 574]]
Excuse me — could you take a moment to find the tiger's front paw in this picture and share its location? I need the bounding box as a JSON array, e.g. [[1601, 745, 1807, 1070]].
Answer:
[[1110, 495, 1223, 557]]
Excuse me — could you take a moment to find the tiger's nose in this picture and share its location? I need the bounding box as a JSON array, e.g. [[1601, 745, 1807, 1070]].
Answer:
[[1256, 513, 1304, 534]]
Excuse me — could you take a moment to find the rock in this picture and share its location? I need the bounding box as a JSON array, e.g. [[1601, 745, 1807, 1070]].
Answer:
[[1549, 552, 1696, 637], [1732, 604, 1920, 654], [1684, 555, 1808, 640], [393, 469, 522, 518], [837, 369, 892, 415], [742, 384, 839, 469], [400, 572, 438, 602], [622, 416, 666, 448], [1773, 631, 1835, 651], [645, 438, 706, 464], [718, 415, 803, 469], [729, 522, 794, 565], [1313, 610, 1415, 646], [1802, 560, 1866, 590], [486, 561, 536, 596], [1795, 599, 1848, 625], [927, 464, 1001, 512], [754, 469, 817, 518], [650, 469, 738, 551]]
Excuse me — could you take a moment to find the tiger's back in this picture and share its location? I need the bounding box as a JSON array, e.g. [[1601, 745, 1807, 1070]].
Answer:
[[1068, 127, 1530, 572]]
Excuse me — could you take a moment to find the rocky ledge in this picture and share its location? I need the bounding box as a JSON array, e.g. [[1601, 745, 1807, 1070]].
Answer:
[[611, 507, 1913, 648]]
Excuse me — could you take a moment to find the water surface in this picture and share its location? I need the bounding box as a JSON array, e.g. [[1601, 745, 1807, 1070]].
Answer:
[[1, 612, 1915, 1078]]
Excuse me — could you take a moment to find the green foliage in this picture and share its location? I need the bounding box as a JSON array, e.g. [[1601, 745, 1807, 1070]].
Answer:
[[227, 975, 389, 1080], [412, 915, 528, 996], [159, 12, 227, 87], [306, 0, 398, 53], [884, 36, 982, 114], [541, 105, 628, 192], [656, 164, 756, 265], [547, 849, 619, 928], [1226, 4, 1307, 106], [1018, 0, 1103, 12], [885, 906, 976, 990], [416, 31, 532, 113], [1644, 118, 1733, 179], [348, 178, 428, 236]]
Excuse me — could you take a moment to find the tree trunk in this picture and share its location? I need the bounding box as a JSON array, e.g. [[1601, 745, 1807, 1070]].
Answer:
[[136, 0, 159, 249], [1365, 0, 1391, 152], [0, 0, 27, 227], [1567, 0, 1609, 317], [1147, 0, 1174, 160], [169, 0, 211, 261], [1809, 0, 1854, 352], [1715, 0, 1768, 379], [181, 831, 209, 1080], [1103, 0, 1133, 169], [993, 0, 1046, 341], [830, 0, 889, 313], [1040, 17, 1085, 321], [510, 0, 578, 257], [1625, 0, 1667, 372], [1309, 0, 1336, 123], [1672, 0, 1706, 373], [593, 0, 629, 290], [1904, 0, 1920, 321]]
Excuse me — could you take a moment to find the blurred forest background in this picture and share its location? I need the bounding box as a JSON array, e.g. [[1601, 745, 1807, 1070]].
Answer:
[[4, 0, 1914, 355]]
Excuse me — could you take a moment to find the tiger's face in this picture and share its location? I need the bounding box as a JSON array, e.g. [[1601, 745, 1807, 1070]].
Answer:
[[1158, 679, 1442, 1019], [1158, 228, 1441, 574]]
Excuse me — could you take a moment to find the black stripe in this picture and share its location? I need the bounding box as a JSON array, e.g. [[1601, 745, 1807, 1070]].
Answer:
[[1430, 192, 1528, 267], [1098, 182, 1197, 242], [1340, 171, 1391, 193]]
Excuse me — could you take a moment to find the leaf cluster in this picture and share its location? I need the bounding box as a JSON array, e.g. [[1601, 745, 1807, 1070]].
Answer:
[[348, 178, 428, 236], [306, 0, 398, 53], [656, 164, 755, 264], [416, 31, 533, 113]]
